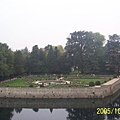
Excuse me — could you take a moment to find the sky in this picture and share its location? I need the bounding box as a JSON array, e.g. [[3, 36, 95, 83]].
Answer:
[[0, 0, 120, 51]]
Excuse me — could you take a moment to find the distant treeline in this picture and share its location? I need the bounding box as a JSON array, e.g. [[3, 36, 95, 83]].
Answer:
[[0, 31, 120, 80]]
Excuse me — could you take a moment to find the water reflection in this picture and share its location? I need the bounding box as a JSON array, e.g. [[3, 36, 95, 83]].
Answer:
[[0, 91, 120, 120], [14, 108, 22, 113], [1, 107, 120, 120], [0, 107, 120, 120], [0, 108, 14, 120], [12, 109, 68, 120], [66, 108, 104, 120]]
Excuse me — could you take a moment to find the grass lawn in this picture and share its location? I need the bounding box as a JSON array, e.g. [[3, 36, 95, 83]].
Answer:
[[0, 79, 30, 87], [69, 78, 108, 83], [0, 75, 111, 88]]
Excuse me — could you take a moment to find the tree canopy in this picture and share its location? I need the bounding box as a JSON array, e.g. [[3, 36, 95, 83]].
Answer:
[[106, 34, 120, 74], [0, 31, 119, 81], [65, 31, 105, 74]]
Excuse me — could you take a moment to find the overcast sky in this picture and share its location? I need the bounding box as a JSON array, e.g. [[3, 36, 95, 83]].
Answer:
[[0, 0, 120, 51]]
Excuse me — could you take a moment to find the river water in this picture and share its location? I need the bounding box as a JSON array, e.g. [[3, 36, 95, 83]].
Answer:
[[0, 91, 120, 120]]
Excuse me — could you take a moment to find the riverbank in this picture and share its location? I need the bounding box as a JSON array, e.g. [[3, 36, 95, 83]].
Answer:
[[0, 78, 120, 99]]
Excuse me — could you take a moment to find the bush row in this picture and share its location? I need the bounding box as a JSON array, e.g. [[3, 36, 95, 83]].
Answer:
[[89, 81, 101, 86]]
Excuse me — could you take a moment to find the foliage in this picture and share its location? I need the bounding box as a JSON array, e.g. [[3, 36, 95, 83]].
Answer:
[[105, 34, 120, 74], [29, 45, 40, 74], [89, 81, 95, 86], [0, 30, 120, 82], [113, 74, 118, 78], [95, 81, 101, 85], [14, 50, 25, 76], [29, 84, 33, 87], [65, 31, 105, 74], [0, 43, 15, 80]]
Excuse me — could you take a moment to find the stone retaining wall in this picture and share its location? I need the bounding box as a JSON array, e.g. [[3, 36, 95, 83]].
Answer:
[[0, 78, 120, 99]]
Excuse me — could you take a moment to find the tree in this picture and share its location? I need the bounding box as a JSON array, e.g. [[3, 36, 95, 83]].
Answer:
[[46, 45, 59, 74], [0, 43, 15, 80], [57, 53, 71, 74], [29, 45, 40, 74], [38, 48, 47, 74], [7, 49, 15, 78], [21, 47, 29, 56], [65, 31, 105, 74], [106, 34, 120, 74], [57, 45, 64, 55], [21, 47, 30, 75], [0, 43, 9, 79], [14, 50, 25, 76]]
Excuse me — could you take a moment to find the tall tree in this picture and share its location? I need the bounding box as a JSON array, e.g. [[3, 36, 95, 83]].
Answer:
[[14, 50, 25, 76], [38, 48, 47, 73], [21, 47, 29, 55], [0, 43, 9, 79], [46, 45, 59, 74], [21, 47, 30, 75], [7, 49, 15, 78], [0, 43, 15, 80], [29, 45, 40, 74], [57, 53, 71, 74], [106, 34, 120, 74], [65, 31, 105, 74]]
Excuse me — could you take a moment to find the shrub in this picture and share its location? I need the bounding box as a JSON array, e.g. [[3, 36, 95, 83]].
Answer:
[[7, 85, 9, 87], [113, 74, 117, 78], [104, 81, 107, 83], [89, 82, 95, 86], [95, 81, 101, 86], [40, 83, 44, 87], [29, 84, 33, 87]]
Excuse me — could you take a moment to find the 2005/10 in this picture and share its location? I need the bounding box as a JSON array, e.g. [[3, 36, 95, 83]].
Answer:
[[96, 108, 120, 114]]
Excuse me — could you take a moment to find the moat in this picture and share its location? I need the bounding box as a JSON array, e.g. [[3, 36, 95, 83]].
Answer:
[[1, 90, 120, 120]]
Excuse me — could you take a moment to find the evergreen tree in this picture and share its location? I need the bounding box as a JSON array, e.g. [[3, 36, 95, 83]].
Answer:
[[29, 45, 40, 74], [46, 45, 58, 74], [0, 43, 14, 80], [7, 49, 15, 78], [38, 48, 47, 74], [14, 50, 25, 76], [106, 34, 120, 74]]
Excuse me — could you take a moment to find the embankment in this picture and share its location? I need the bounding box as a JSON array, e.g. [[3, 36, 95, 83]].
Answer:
[[0, 78, 120, 99]]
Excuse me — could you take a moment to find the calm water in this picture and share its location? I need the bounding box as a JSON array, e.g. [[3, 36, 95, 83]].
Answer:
[[1, 91, 120, 120]]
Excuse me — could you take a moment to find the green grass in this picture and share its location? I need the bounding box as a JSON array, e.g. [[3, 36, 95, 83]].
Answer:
[[0, 75, 110, 88], [66, 77, 109, 84], [70, 70, 79, 74], [1, 79, 30, 87]]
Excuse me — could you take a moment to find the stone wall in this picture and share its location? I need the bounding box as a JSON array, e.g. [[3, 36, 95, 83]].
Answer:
[[0, 78, 120, 99]]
